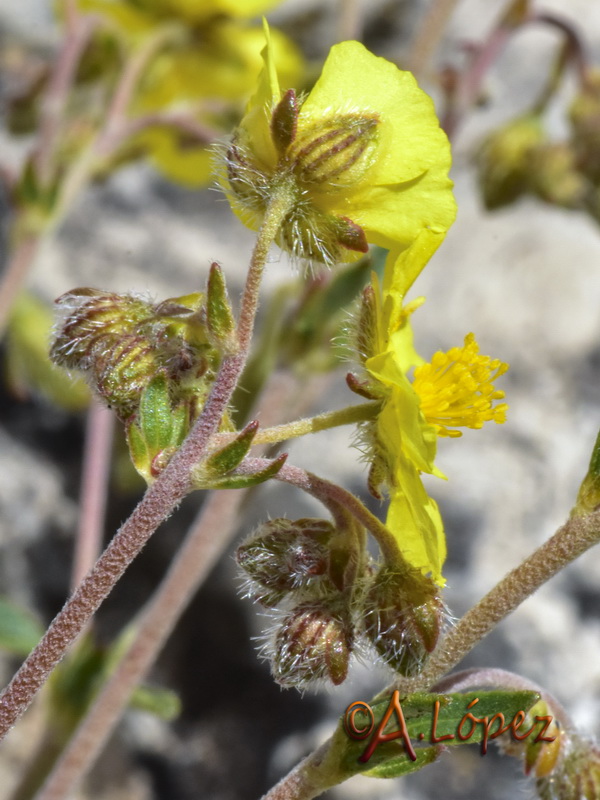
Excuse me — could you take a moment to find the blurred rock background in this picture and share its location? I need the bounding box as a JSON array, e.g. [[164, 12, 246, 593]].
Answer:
[[2, 1, 600, 798]]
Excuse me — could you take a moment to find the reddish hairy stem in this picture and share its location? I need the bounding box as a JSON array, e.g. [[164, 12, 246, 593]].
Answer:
[[260, 743, 335, 800], [0, 192, 292, 739], [238, 458, 399, 563], [37, 489, 243, 800], [34, 373, 297, 799]]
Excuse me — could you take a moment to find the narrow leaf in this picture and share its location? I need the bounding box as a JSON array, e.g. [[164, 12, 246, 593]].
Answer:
[[205, 420, 259, 476], [206, 262, 236, 348], [206, 453, 287, 490], [130, 684, 181, 721]]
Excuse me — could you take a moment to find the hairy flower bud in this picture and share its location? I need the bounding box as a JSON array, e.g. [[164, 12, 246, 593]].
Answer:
[[50, 288, 217, 420], [362, 565, 444, 675], [236, 518, 334, 607], [288, 113, 379, 187], [270, 601, 353, 687]]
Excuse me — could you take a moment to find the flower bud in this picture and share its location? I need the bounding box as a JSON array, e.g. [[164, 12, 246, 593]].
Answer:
[[220, 100, 378, 267], [270, 601, 354, 687], [477, 116, 545, 209], [50, 289, 216, 420], [288, 113, 379, 187], [236, 518, 334, 607], [271, 88, 299, 154], [528, 143, 588, 209], [536, 733, 600, 800], [362, 565, 444, 675]]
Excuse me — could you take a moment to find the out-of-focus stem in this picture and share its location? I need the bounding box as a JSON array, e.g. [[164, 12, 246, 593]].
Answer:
[[407, 0, 460, 79], [337, 0, 362, 43], [71, 401, 115, 592], [35, 489, 243, 800], [35, 14, 98, 186], [0, 234, 42, 338]]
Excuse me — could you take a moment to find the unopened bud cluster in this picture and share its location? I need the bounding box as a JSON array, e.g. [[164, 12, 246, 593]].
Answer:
[[237, 517, 445, 688], [221, 88, 377, 265], [50, 268, 237, 482], [477, 68, 600, 224]]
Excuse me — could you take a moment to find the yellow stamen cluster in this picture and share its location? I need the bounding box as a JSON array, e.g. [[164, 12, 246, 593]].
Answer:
[[412, 333, 508, 438]]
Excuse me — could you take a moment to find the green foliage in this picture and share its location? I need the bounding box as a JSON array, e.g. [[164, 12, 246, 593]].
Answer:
[[0, 598, 44, 657]]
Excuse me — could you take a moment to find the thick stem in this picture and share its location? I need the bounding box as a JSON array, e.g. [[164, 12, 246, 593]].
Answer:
[[396, 506, 600, 693], [71, 401, 114, 591], [0, 191, 292, 740], [260, 743, 337, 800], [32, 372, 299, 799]]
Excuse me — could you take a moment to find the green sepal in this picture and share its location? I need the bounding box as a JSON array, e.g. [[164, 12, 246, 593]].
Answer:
[[194, 453, 287, 490], [573, 429, 600, 516], [126, 376, 189, 483], [206, 262, 237, 353], [204, 420, 259, 477], [0, 597, 44, 657], [271, 88, 299, 154], [129, 684, 182, 721]]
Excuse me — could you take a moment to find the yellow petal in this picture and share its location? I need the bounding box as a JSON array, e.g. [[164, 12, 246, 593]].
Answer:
[[386, 468, 446, 586], [383, 226, 447, 308]]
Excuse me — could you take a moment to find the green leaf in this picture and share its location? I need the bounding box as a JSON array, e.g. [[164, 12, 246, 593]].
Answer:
[[130, 684, 181, 720], [363, 746, 439, 778], [0, 597, 43, 656], [201, 453, 287, 490], [204, 420, 259, 476], [206, 262, 236, 350], [137, 376, 175, 452], [573, 428, 600, 515], [327, 689, 540, 782]]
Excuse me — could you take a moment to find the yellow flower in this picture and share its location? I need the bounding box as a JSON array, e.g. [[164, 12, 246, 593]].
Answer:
[[222, 26, 456, 265], [75, 0, 303, 186], [359, 236, 508, 585]]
